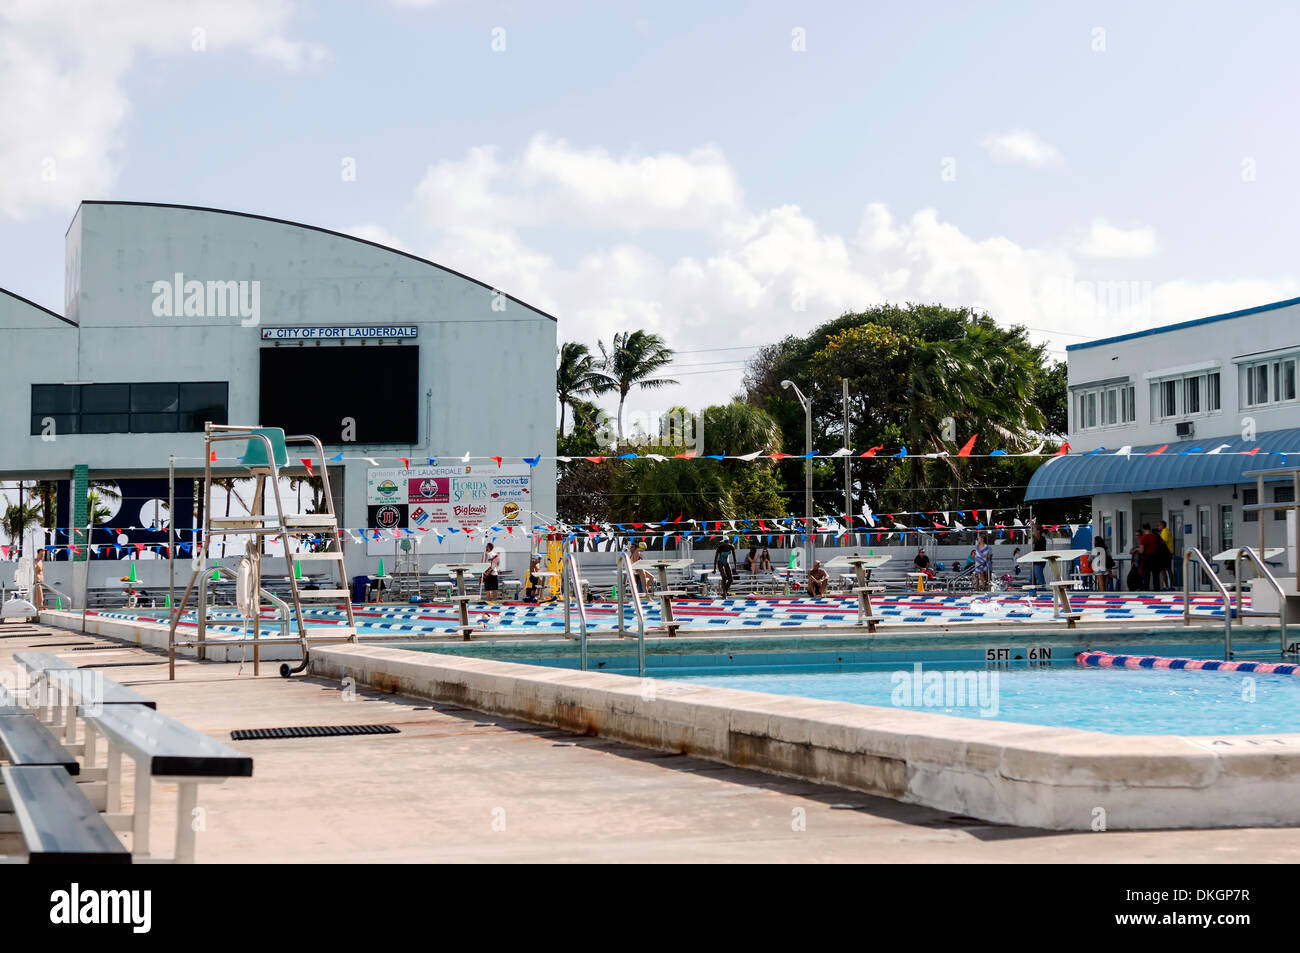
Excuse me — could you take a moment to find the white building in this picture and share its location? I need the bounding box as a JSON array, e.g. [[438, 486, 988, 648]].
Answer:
[[1, 201, 557, 589], [1027, 296, 1300, 576]]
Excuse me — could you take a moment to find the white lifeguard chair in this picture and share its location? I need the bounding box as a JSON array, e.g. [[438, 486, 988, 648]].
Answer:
[[168, 424, 358, 678], [2, 557, 39, 622]]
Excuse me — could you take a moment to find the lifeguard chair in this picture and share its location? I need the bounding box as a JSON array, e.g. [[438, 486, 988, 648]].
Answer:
[[169, 424, 358, 678]]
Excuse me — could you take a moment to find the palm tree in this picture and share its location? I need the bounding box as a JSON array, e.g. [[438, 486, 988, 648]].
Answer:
[[903, 324, 1046, 502], [2, 501, 42, 557], [597, 330, 677, 441], [556, 342, 608, 435]]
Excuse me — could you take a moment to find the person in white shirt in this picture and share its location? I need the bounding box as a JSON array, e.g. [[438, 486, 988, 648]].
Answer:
[[482, 543, 502, 602]]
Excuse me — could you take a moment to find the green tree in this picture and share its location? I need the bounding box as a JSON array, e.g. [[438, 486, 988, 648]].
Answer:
[[2, 501, 42, 555], [556, 342, 609, 435], [745, 302, 1063, 515], [597, 330, 677, 441]]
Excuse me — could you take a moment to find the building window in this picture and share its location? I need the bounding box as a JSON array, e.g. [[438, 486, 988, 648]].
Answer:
[[30, 382, 228, 436], [1274, 485, 1295, 521], [1074, 382, 1135, 432], [1151, 370, 1221, 421], [1243, 487, 1258, 522], [1220, 505, 1233, 553], [1243, 354, 1299, 408]]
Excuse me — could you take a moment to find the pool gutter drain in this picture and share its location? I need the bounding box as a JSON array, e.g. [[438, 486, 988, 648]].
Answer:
[[231, 724, 400, 741]]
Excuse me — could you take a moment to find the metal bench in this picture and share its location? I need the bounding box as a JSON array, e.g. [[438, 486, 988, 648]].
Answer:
[[0, 713, 80, 776], [0, 765, 128, 864], [80, 703, 253, 863]]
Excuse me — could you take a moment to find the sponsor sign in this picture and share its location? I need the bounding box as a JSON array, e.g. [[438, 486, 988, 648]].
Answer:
[[368, 503, 408, 531], [261, 326, 418, 341], [365, 464, 533, 554], [408, 477, 449, 503]]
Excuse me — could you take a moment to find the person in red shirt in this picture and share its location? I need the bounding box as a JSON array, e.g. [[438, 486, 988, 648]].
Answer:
[[1137, 524, 1161, 591]]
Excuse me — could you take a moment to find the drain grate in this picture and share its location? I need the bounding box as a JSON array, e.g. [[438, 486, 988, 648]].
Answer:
[[70, 645, 121, 651], [231, 724, 400, 741], [77, 661, 166, 668], [36, 641, 96, 648]]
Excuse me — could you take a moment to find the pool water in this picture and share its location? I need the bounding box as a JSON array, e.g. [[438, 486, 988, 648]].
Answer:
[[675, 663, 1300, 735]]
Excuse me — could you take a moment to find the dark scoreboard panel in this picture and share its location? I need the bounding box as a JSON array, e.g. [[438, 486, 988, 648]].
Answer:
[[259, 345, 419, 445]]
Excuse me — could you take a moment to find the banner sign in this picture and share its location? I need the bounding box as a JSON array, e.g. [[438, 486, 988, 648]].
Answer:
[[261, 326, 419, 341], [365, 464, 532, 554]]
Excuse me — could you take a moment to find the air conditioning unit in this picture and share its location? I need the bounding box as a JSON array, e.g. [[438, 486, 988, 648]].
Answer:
[[1175, 421, 1195, 438]]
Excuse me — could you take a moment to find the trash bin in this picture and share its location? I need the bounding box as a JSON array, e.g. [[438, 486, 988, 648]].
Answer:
[[351, 575, 369, 604]]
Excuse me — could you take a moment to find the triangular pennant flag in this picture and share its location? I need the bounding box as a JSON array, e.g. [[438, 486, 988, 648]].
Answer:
[[861, 445, 883, 457], [300, 457, 314, 476], [956, 434, 977, 457], [491, 456, 503, 467]]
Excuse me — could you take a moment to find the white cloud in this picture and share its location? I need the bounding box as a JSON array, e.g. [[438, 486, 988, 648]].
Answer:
[[414, 135, 745, 232], [979, 129, 1063, 167], [0, 0, 325, 221], [389, 138, 1297, 411], [1077, 220, 1158, 259]]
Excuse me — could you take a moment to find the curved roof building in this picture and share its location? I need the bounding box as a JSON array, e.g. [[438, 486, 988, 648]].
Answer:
[[3, 201, 557, 575]]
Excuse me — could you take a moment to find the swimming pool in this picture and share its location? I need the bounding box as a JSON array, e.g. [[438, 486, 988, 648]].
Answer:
[[673, 660, 1300, 735], [91, 590, 1235, 636]]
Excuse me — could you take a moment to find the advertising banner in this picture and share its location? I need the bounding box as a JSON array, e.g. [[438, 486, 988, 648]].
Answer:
[[364, 464, 532, 555]]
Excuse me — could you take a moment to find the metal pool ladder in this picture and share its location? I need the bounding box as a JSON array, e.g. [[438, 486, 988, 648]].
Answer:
[[616, 549, 648, 677], [1182, 547, 1289, 660], [561, 548, 590, 671]]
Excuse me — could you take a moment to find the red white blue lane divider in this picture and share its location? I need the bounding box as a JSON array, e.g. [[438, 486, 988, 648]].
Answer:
[[1077, 650, 1300, 676]]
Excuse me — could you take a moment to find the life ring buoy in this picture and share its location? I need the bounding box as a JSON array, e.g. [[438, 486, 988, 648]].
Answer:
[[235, 557, 258, 618]]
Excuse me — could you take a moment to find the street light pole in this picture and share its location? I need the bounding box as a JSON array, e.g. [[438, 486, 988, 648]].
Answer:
[[782, 380, 815, 577]]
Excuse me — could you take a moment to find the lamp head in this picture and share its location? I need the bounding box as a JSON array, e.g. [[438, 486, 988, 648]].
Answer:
[[781, 380, 793, 390]]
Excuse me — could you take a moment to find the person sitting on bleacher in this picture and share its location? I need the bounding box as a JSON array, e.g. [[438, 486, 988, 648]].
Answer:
[[912, 547, 935, 580], [524, 556, 543, 603], [807, 560, 831, 597]]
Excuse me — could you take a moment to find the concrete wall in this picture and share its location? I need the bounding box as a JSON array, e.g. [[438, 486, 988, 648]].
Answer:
[[1067, 299, 1300, 452]]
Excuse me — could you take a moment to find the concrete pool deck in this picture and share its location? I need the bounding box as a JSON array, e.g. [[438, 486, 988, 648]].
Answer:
[[7, 619, 1300, 860]]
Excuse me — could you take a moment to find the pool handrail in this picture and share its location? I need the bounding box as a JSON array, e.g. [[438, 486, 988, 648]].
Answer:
[[561, 548, 590, 671], [1232, 546, 1291, 657], [618, 549, 648, 678], [1182, 547, 1233, 659]]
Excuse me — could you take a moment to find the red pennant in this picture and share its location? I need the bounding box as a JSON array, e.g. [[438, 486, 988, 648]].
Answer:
[[300, 457, 314, 477], [491, 456, 503, 468], [398, 457, 409, 469], [861, 445, 883, 457], [210, 450, 217, 462], [957, 434, 977, 457], [583, 456, 604, 463], [769, 452, 792, 460], [1244, 446, 1261, 456], [1147, 445, 1168, 456], [674, 451, 697, 459], [1052, 442, 1071, 456]]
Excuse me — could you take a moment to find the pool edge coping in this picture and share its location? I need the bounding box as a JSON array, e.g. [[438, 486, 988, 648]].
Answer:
[[308, 643, 1300, 832]]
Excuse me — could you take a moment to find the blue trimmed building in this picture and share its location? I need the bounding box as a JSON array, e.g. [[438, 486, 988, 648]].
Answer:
[[1026, 297, 1300, 576]]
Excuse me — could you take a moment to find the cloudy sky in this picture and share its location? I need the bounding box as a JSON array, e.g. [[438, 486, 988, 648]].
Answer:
[[2, 0, 1298, 417]]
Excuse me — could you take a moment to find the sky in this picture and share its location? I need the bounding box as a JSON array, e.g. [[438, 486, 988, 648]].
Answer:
[[2, 0, 1299, 423]]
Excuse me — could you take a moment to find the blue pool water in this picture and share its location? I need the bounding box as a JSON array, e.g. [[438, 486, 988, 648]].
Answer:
[[676, 663, 1300, 735]]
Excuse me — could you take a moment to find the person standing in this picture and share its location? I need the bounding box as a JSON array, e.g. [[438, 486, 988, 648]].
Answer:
[[1137, 524, 1161, 591], [1031, 526, 1048, 588], [1157, 520, 1175, 590], [32, 549, 45, 611], [974, 534, 993, 590], [481, 542, 502, 602], [715, 538, 737, 598]]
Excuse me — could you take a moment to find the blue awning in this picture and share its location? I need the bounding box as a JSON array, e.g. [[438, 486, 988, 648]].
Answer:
[[1025, 427, 1300, 501]]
